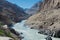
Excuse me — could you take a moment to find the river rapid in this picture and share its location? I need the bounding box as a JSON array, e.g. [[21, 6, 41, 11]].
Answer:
[[12, 20, 60, 40]]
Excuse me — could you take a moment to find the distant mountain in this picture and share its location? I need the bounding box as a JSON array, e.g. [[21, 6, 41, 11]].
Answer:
[[25, 1, 42, 15], [0, 0, 28, 25]]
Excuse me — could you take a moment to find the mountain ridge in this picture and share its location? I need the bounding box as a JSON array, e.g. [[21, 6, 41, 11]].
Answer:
[[0, 0, 28, 25]]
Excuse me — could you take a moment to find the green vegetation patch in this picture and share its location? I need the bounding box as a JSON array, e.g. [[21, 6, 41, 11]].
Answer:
[[0, 30, 5, 36]]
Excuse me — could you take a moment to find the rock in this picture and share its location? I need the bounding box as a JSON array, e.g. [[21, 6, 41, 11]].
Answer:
[[9, 28, 20, 36], [2, 25, 8, 29], [30, 27, 34, 29], [54, 30, 60, 38], [0, 36, 13, 40], [45, 36, 52, 40], [20, 32, 23, 35], [8, 23, 13, 27], [20, 37, 24, 39]]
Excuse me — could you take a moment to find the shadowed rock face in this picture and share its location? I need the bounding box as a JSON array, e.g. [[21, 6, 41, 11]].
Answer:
[[25, 0, 60, 38], [0, 0, 28, 25]]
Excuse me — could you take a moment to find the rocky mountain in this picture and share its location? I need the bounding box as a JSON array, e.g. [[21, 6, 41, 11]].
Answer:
[[25, 0, 60, 38], [0, 0, 28, 25]]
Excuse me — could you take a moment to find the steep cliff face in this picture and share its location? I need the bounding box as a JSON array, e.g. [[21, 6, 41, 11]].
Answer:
[[26, 0, 60, 38], [40, 0, 60, 12], [0, 0, 28, 25]]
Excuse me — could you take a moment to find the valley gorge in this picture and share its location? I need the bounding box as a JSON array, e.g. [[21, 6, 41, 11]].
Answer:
[[0, 0, 60, 40]]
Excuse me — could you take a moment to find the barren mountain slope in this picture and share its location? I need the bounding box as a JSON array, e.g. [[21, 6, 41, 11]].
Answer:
[[0, 0, 28, 25], [25, 0, 60, 38]]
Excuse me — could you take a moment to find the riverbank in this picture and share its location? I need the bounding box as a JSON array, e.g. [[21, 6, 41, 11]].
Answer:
[[0, 25, 22, 40]]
